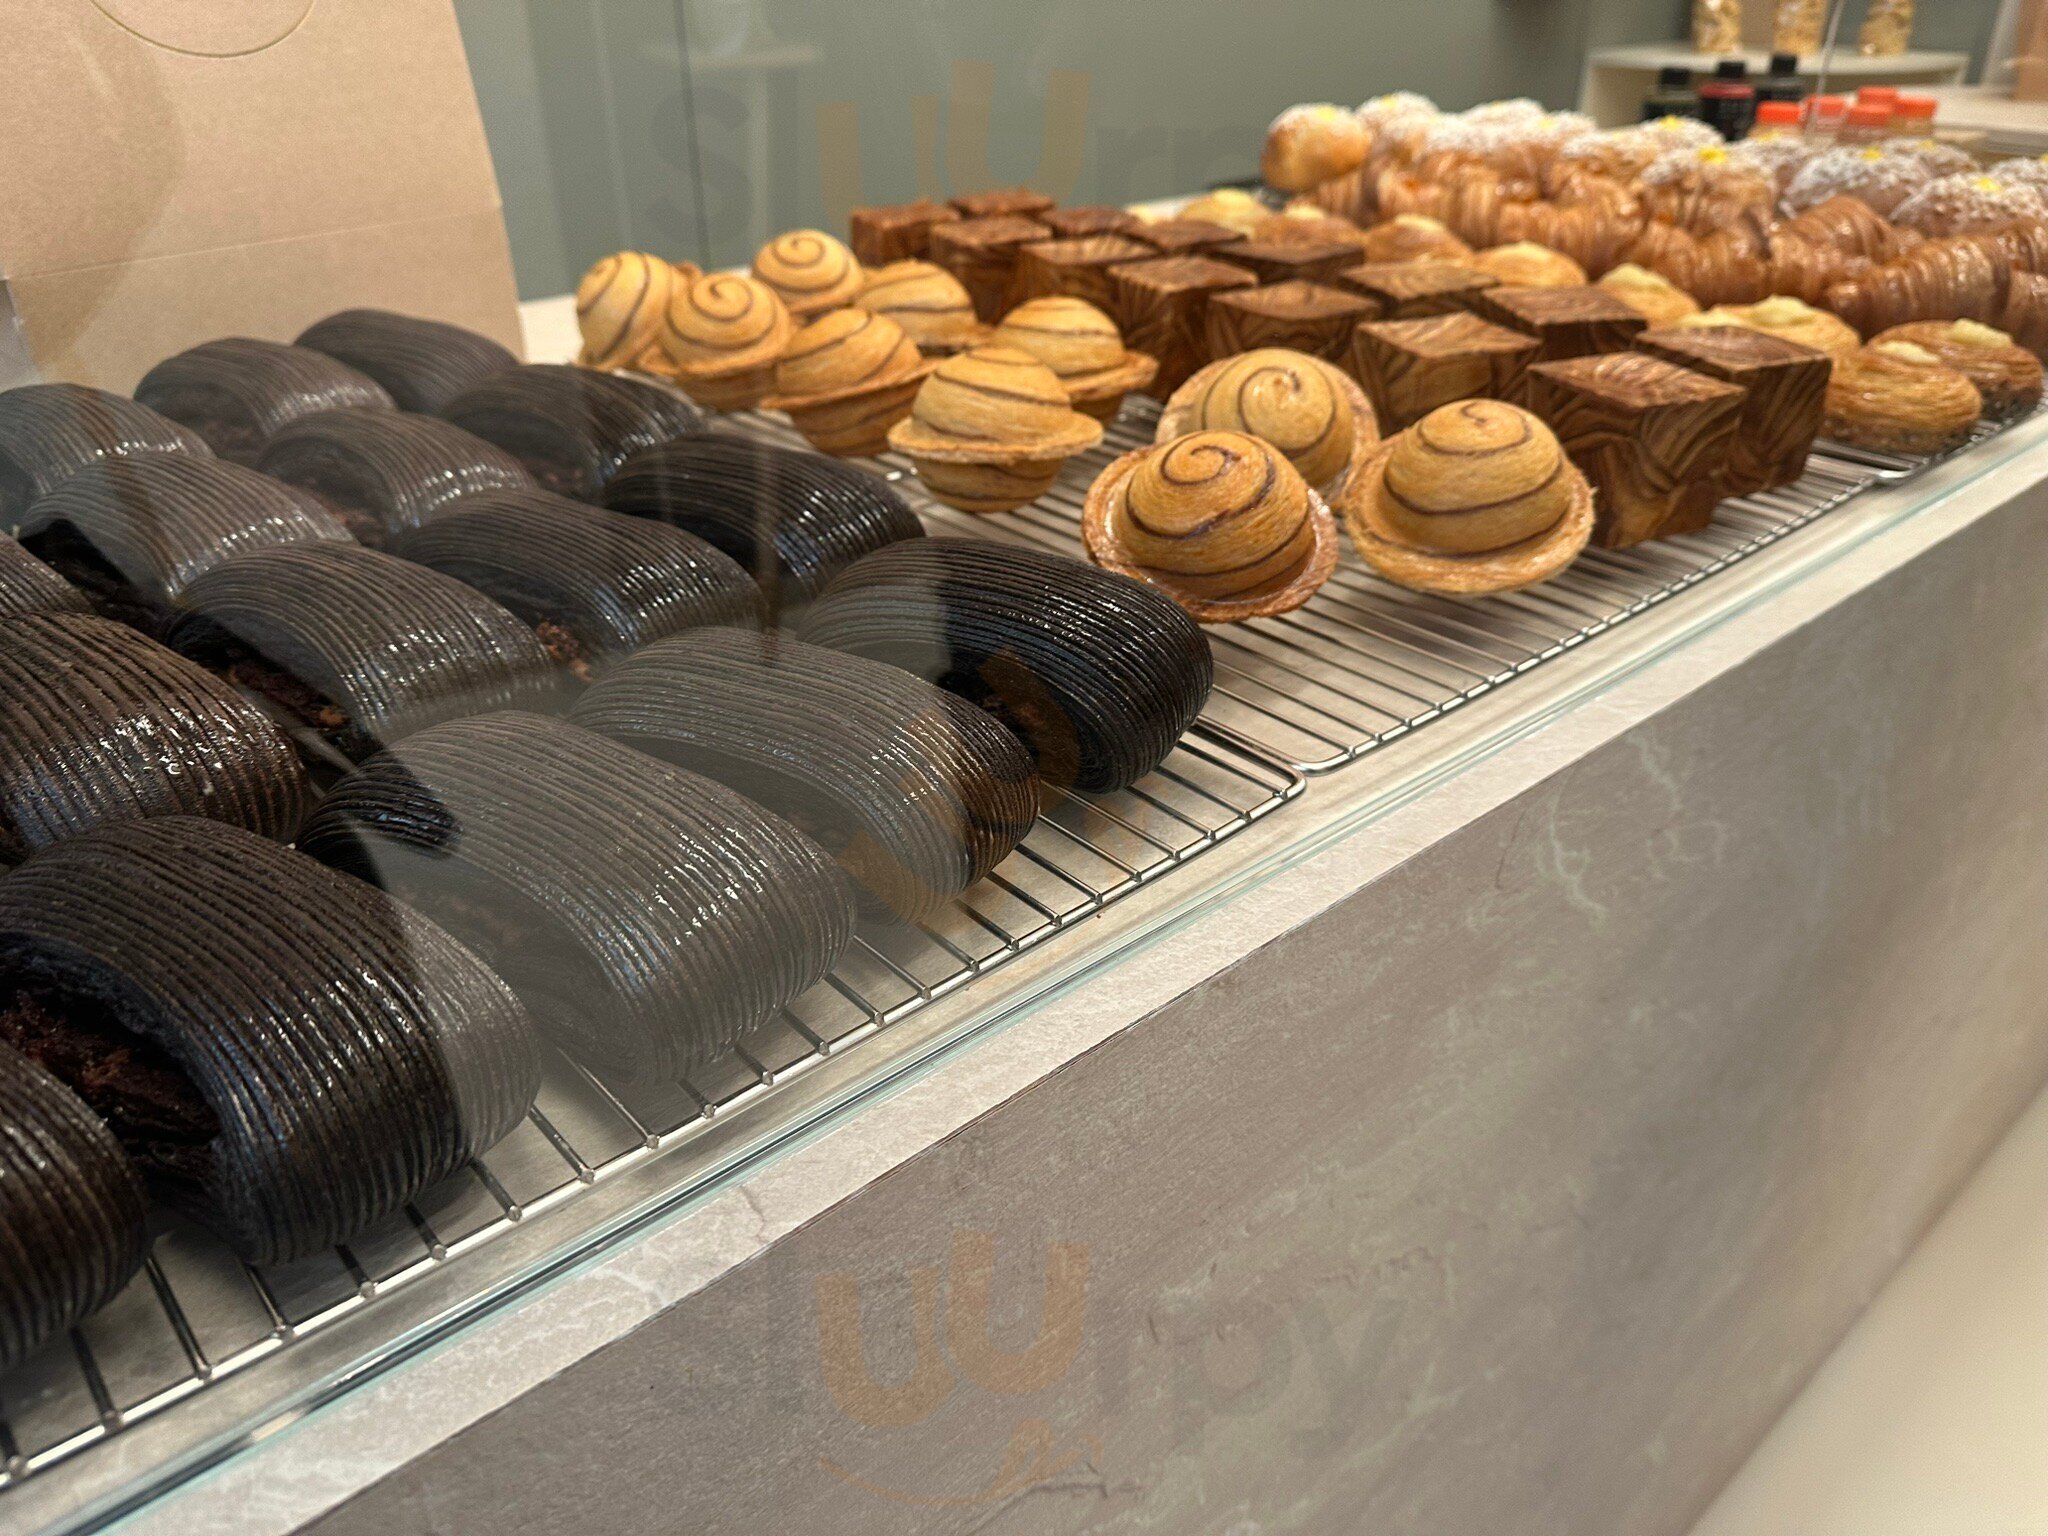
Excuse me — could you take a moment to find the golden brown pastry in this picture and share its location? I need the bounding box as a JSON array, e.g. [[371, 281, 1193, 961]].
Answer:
[[1822, 236, 2009, 337], [1891, 174, 2048, 238], [887, 344, 1105, 513], [751, 230, 865, 318], [1680, 296, 1862, 362], [1462, 241, 1586, 288], [1178, 189, 1267, 235], [1823, 341, 1984, 454], [1597, 263, 1701, 326], [992, 297, 1157, 422], [1262, 105, 1372, 194], [1637, 146, 1778, 235], [1338, 399, 1592, 596], [1359, 213, 1471, 264], [760, 308, 933, 456], [856, 260, 989, 354], [577, 252, 693, 372], [1156, 347, 1376, 496], [656, 272, 795, 410], [1082, 430, 1339, 622], [1871, 320, 2045, 417]]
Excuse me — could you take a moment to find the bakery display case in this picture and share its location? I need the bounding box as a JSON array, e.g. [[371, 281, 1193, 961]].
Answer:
[[5, 3, 2048, 1532]]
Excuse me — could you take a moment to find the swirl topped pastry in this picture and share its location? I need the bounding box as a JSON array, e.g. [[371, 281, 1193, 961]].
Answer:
[[1871, 320, 2045, 417], [992, 297, 1158, 421], [1680, 296, 1862, 361], [752, 229, 865, 318], [1158, 348, 1375, 496], [0, 534, 87, 620], [655, 271, 795, 411], [1462, 241, 1586, 289], [887, 344, 1104, 513], [1823, 341, 1984, 455], [0, 613, 311, 861], [760, 307, 934, 456], [440, 364, 704, 500], [0, 817, 541, 1263], [1339, 400, 1593, 596], [1083, 430, 1339, 622], [1596, 263, 1702, 327], [1358, 214, 1471, 264], [1262, 104, 1372, 193], [573, 252, 691, 374], [857, 260, 989, 354], [391, 488, 762, 681], [135, 338, 394, 464], [0, 384, 211, 523], [301, 712, 854, 1078], [0, 1043, 148, 1371], [295, 309, 520, 414]]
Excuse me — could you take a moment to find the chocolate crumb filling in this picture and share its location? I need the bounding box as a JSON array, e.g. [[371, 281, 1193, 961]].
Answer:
[[20, 528, 166, 637], [225, 656, 351, 737], [533, 620, 594, 684]]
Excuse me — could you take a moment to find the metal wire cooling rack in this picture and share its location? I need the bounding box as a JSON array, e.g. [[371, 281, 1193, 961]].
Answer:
[[0, 732, 1298, 1500], [730, 399, 2042, 775]]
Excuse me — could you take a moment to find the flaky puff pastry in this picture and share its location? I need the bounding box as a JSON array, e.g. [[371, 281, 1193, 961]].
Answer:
[[1597, 263, 1701, 327], [1461, 241, 1586, 289], [1680, 297, 1862, 362], [1360, 214, 1471, 264], [1871, 320, 2044, 418], [1823, 341, 1984, 455]]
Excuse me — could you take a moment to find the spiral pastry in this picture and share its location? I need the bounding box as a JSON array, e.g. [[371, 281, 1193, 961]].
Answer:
[[0, 383, 211, 523], [858, 259, 990, 354], [1680, 296, 1862, 361], [135, 338, 394, 465], [1871, 320, 2045, 418], [1083, 430, 1338, 623], [761, 307, 933, 456], [1823, 342, 1984, 455], [1463, 241, 1586, 289], [0, 533, 89, 620], [1596, 263, 1701, 326], [752, 229, 865, 318], [992, 296, 1157, 422], [1158, 347, 1373, 495], [0, 817, 541, 1264], [440, 364, 704, 500], [0, 1043, 148, 1371], [0, 614, 312, 861], [296, 309, 520, 414], [301, 711, 854, 1078], [656, 271, 795, 411], [1339, 399, 1592, 597], [575, 252, 690, 374], [887, 345, 1104, 513]]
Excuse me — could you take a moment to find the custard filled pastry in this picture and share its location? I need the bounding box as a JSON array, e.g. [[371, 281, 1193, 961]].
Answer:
[[1871, 320, 2044, 418], [1823, 342, 1984, 455], [1083, 430, 1339, 622], [1462, 241, 1586, 289], [656, 272, 795, 411], [751, 230, 865, 318], [1157, 347, 1376, 497], [887, 345, 1104, 513], [1596, 264, 1701, 327], [1338, 399, 1592, 597], [1680, 296, 1861, 362]]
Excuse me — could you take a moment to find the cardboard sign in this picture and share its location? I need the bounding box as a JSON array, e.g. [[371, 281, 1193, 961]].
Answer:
[[0, 0, 523, 390]]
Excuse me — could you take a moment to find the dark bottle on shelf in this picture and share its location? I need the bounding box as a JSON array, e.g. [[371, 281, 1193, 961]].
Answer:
[[1640, 65, 1699, 122], [1697, 59, 1757, 140], [1757, 51, 1805, 105]]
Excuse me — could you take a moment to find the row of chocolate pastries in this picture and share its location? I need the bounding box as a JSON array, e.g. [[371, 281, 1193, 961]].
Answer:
[[0, 321, 1214, 1372]]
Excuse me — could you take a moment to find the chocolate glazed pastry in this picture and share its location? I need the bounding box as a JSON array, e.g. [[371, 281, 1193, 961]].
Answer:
[[390, 488, 763, 682], [14, 456, 352, 625], [0, 532, 90, 620], [0, 818, 542, 1265], [256, 407, 534, 547], [0, 383, 212, 523], [0, 614, 312, 863], [439, 364, 705, 501], [800, 539, 1214, 793], [0, 1042, 150, 1371], [300, 712, 855, 1080], [167, 543, 558, 761], [134, 338, 395, 465], [295, 309, 521, 415], [573, 630, 1040, 925], [602, 434, 924, 620]]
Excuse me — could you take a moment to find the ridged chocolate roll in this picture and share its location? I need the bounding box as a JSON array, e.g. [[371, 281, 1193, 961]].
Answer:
[[572, 630, 1039, 924], [256, 407, 534, 547], [300, 712, 854, 1078], [602, 435, 924, 619], [0, 1042, 149, 1371], [167, 544, 558, 759], [800, 539, 1214, 793], [15, 456, 352, 615], [0, 533, 89, 619], [0, 383, 211, 522], [296, 310, 520, 415], [0, 613, 312, 862], [134, 338, 395, 465], [0, 818, 542, 1264], [390, 488, 762, 680], [439, 364, 704, 501]]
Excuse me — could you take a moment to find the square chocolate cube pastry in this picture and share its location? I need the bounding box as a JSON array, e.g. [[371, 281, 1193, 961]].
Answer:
[[1336, 261, 1498, 320], [848, 199, 961, 265], [929, 215, 1052, 323], [1216, 239, 1358, 286], [1203, 281, 1380, 364], [1349, 312, 1539, 433], [1470, 285, 1648, 377], [1127, 218, 1246, 257], [1014, 234, 1155, 313], [1633, 325, 1831, 496], [1108, 256, 1259, 397]]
